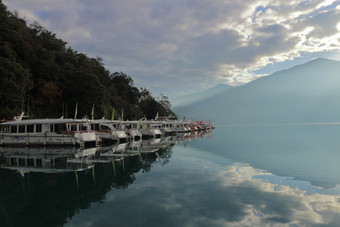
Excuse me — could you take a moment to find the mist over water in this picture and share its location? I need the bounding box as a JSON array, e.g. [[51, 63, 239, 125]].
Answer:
[[193, 124, 340, 188]]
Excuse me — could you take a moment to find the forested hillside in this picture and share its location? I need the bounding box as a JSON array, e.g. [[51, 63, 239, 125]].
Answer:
[[0, 1, 174, 120]]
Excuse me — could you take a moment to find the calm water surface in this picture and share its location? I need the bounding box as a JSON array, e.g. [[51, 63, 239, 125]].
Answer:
[[1, 125, 340, 226]]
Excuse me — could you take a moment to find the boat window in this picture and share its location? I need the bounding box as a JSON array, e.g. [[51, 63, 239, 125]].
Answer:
[[50, 124, 54, 132], [10, 125, 17, 133], [18, 158, 26, 166], [27, 158, 34, 167], [0, 125, 9, 133], [27, 125, 34, 133], [36, 159, 42, 167], [19, 125, 25, 133], [54, 124, 60, 132], [132, 123, 137, 129], [101, 125, 110, 130], [10, 158, 17, 166], [91, 124, 97, 130], [36, 124, 42, 133], [60, 124, 66, 131], [80, 124, 88, 131], [70, 124, 77, 131]]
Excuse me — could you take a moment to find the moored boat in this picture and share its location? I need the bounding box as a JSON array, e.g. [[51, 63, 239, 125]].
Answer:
[[121, 120, 142, 140], [0, 114, 99, 147], [90, 119, 128, 144], [139, 119, 163, 139]]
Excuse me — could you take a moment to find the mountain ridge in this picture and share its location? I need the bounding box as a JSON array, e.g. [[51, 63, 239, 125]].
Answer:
[[174, 58, 340, 125], [172, 83, 233, 107]]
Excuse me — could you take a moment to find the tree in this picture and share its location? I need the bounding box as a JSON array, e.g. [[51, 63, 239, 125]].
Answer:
[[157, 93, 173, 115], [63, 72, 106, 118], [0, 57, 32, 117], [0, 0, 176, 120]]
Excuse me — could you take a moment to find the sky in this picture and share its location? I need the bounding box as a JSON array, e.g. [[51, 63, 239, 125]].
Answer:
[[3, 0, 340, 100]]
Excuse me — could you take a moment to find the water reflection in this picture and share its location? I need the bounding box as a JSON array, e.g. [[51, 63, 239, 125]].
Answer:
[[193, 125, 340, 188], [63, 145, 340, 227], [2, 126, 340, 226], [216, 163, 340, 226], [0, 131, 212, 227], [0, 147, 93, 173]]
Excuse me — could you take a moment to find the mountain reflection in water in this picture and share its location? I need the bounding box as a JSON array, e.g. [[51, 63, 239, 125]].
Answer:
[[1, 127, 340, 226], [194, 125, 340, 188]]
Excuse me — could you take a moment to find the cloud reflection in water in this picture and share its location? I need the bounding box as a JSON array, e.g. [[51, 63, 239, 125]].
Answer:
[[216, 163, 340, 226], [66, 147, 340, 227]]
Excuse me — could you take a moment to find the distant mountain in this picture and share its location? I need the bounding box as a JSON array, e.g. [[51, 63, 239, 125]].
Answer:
[[172, 84, 233, 107], [174, 58, 340, 125]]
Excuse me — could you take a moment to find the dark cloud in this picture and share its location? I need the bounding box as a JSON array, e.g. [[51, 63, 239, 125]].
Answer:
[[3, 0, 340, 98]]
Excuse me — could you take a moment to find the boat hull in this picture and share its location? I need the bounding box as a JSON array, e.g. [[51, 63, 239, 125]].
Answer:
[[0, 132, 97, 147]]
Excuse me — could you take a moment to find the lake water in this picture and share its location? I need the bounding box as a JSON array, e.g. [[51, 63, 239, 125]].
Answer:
[[1, 125, 340, 226]]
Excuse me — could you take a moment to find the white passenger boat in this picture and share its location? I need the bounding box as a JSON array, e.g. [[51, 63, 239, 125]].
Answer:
[[162, 120, 190, 133], [139, 119, 163, 139], [121, 120, 142, 140], [90, 119, 128, 143], [0, 114, 99, 147], [153, 115, 190, 134], [0, 146, 79, 156]]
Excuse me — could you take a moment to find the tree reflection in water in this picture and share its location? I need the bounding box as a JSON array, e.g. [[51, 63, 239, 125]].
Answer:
[[0, 131, 210, 227]]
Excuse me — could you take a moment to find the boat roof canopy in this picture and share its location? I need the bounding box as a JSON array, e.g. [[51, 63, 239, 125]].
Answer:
[[0, 118, 90, 125]]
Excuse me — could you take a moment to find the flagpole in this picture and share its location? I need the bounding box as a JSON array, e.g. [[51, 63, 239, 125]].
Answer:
[[91, 104, 95, 120], [74, 102, 78, 120], [111, 107, 115, 121]]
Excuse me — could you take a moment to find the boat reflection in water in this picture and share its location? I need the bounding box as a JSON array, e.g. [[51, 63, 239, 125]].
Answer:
[[0, 147, 94, 173], [0, 130, 212, 227]]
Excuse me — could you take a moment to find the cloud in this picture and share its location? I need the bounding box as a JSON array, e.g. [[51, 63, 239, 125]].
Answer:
[[3, 0, 340, 97]]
